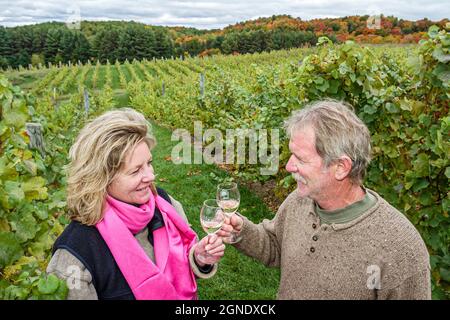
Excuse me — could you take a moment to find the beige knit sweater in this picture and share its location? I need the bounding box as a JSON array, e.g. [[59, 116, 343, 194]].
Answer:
[[234, 188, 431, 300]]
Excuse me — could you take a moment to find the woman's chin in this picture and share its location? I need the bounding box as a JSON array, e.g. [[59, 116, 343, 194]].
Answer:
[[133, 189, 151, 204]]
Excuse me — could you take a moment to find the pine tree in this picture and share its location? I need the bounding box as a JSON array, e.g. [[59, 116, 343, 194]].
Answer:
[[44, 28, 62, 64], [74, 32, 91, 63], [0, 27, 13, 68]]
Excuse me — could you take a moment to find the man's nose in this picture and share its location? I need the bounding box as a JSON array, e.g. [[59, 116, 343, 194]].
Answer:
[[285, 155, 296, 172]]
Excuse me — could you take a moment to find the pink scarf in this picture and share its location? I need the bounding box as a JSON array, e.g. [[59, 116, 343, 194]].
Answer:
[[96, 192, 198, 300]]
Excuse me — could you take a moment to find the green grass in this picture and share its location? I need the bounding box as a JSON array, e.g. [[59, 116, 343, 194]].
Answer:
[[5, 69, 45, 89], [149, 122, 280, 300], [94, 65, 107, 89], [113, 89, 130, 107], [111, 66, 121, 89], [83, 67, 94, 89]]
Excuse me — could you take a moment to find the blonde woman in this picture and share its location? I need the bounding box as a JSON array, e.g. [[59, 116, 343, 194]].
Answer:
[[47, 108, 224, 300]]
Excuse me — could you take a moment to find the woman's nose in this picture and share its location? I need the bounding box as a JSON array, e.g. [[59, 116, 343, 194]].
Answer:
[[142, 165, 155, 181]]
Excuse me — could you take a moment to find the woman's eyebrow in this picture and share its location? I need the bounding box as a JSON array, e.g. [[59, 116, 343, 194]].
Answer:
[[128, 158, 152, 171]]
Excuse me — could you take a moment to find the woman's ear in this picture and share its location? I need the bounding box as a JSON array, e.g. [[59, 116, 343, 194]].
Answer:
[[334, 156, 353, 181]]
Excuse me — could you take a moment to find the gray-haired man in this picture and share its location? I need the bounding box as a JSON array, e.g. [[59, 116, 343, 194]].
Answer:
[[220, 100, 431, 300]]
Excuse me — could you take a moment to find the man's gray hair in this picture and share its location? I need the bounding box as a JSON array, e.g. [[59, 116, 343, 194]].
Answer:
[[284, 99, 372, 184]]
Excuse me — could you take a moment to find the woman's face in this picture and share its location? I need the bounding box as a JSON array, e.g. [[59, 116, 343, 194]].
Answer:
[[107, 141, 155, 205]]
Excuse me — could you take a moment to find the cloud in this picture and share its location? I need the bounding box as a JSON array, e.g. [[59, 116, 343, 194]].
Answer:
[[0, 0, 448, 29]]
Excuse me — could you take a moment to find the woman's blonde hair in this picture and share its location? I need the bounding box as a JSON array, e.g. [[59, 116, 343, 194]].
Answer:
[[67, 108, 156, 225]]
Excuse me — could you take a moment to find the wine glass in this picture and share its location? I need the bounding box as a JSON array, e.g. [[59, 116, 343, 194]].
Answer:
[[216, 181, 241, 243], [199, 199, 225, 261]]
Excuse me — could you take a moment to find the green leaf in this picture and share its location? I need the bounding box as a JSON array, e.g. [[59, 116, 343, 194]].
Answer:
[[385, 102, 398, 113], [432, 63, 450, 84], [442, 197, 449, 213], [399, 100, 412, 111], [314, 77, 324, 84], [317, 36, 332, 46], [432, 48, 450, 63], [439, 268, 450, 282], [52, 279, 68, 299], [4, 181, 25, 204], [0, 231, 24, 269], [428, 25, 440, 38], [331, 69, 339, 79], [328, 80, 340, 94], [413, 179, 430, 192], [22, 176, 48, 201], [445, 166, 450, 179], [37, 274, 60, 295], [0, 122, 8, 137], [33, 206, 48, 221], [413, 153, 430, 177], [9, 211, 39, 243], [339, 62, 351, 75], [317, 80, 329, 92], [3, 109, 28, 130], [22, 160, 37, 176], [0, 218, 10, 232], [363, 104, 377, 115]]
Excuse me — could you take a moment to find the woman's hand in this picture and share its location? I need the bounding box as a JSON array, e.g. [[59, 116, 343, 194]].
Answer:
[[194, 234, 225, 266]]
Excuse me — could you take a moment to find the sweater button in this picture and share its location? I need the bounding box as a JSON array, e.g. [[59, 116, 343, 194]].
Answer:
[[310, 247, 315, 253], [312, 223, 317, 229], [312, 235, 318, 241]]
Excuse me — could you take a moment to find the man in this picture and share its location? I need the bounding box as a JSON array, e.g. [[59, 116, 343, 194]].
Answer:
[[220, 100, 431, 299]]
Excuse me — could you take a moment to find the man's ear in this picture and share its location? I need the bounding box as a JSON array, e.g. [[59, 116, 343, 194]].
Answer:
[[334, 156, 353, 181]]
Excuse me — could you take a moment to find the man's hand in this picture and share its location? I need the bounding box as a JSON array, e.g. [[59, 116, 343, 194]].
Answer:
[[217, 213, 243, 239]]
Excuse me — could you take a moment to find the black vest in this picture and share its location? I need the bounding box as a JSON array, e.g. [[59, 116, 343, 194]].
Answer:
[[53, 188, 171, 300]]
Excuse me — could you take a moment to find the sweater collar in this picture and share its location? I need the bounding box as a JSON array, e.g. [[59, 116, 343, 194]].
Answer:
[[315, 189, 377, 225], [305, 188, 382, 231]]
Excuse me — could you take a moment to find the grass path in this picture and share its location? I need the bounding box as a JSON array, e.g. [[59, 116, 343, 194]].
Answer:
[[150, 122, 280, 299]]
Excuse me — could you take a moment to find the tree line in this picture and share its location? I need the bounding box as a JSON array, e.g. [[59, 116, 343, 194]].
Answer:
[[1, 15, 448, 69], [0, 22, 174, 69]]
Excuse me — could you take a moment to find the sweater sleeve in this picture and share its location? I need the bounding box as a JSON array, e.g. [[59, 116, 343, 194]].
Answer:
[[377, 268, 432, 300], [232, 216, 281, 268], [232, 193, 293, 268], [46, 249, 99, 300]]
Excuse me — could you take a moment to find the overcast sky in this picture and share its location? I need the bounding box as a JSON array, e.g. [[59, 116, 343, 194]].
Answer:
[[0, 0, 448, 29]]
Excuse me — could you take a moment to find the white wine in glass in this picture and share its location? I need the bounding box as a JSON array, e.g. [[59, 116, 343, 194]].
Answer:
[[201, 220, 224, 234], [217, 199, 240, 215], [199, 199, 225, 261], [216, 182, 241, 243]]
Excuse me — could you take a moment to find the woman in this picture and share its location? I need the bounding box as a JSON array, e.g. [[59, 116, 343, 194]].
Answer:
[[47, 108, 225, 300]]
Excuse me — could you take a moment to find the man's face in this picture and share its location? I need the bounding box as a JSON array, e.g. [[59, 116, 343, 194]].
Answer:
[[285, 126, 335, 202]]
